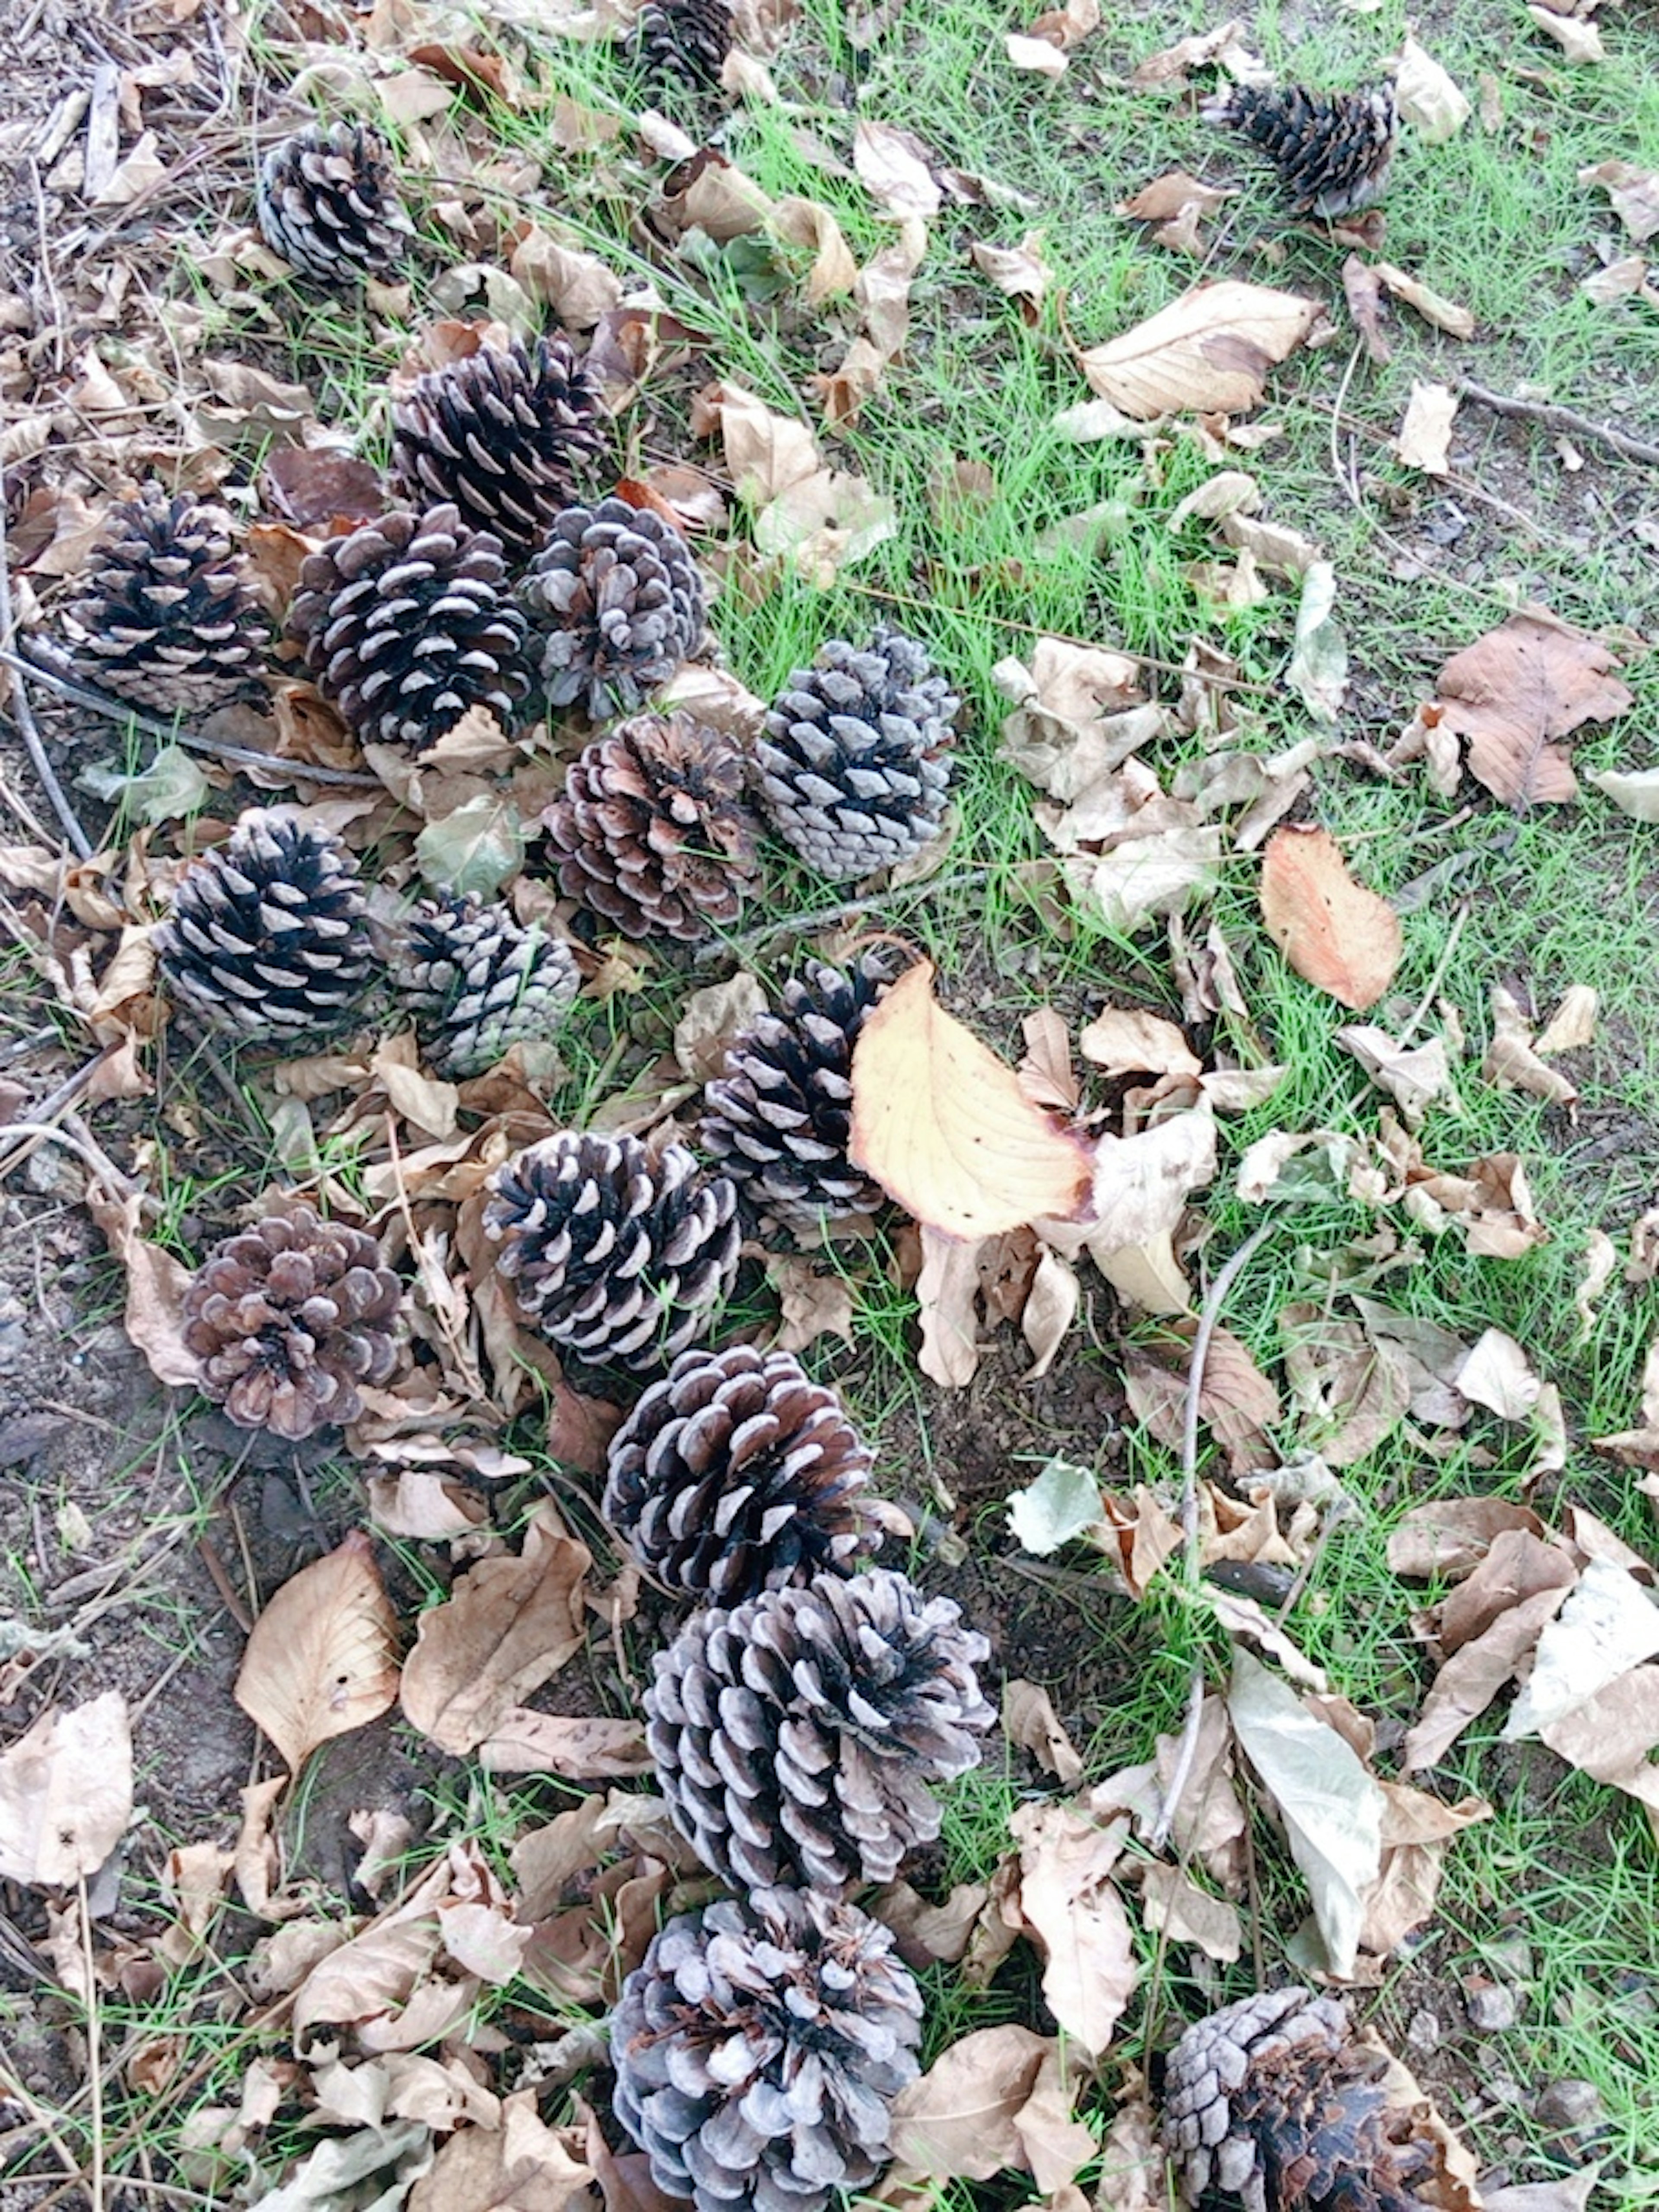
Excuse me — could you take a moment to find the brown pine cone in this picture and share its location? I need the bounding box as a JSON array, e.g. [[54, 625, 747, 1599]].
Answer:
[[540, 712, 760, 941], [256, 121, 414, 285], [183, 1204, 402, 1439], [1201, 84, 1398, 219]]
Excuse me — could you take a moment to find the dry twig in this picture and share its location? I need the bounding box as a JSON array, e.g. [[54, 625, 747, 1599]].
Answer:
[[0, 478, 94, 860], [1455, 377, 1659, 470]]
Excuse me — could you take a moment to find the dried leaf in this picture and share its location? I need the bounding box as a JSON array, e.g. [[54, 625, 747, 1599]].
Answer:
[[1022, 1245, 1079, 1379], [479, 1714, 652, 1778], [1388, 1496, 1545, 1581], [1484, 984, 1578, 1108], [235, 1534, 400, 1778], [1007, 1457, 1105, 1555], [1395, 381, 1459, 475], [1260, 826, 1402, 1010], [852, 121, 940, 219], [1392, 35, 1470, 142], [83, 1180, 203, 1389], [916, 1224, 987, 1386], [1004, 1680, 1084, 1783], [1529, 6, 1603, 61], [1010, 1798, 1138, 2054], [1579, 158, 1659, 244], [1228, 1650, 1383, 1977], [890, 2025, 1078, 2183], [1505, 1558, 1659, 1739], [1285, 561, 1348, 725], [1433, 615, 1633, 804], [410, 2090, 595, 2211], [1077, 281, 1317, 420], [1454, 1328, 1539, 1419], [1373, 262, 1477, 338], [416, 793, 527, 898], [1078, 1009, 1200, 1081], [1338, 1025, 1451, 1126], [400, 1506, 591, 1756], [1138, 1862, 1241, 1961], [0, 1691, 133, 1885], [849, 962, 1092, 1236], [971, 232, 1052, 313]]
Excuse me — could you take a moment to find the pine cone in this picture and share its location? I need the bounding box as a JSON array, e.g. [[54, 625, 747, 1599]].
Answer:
[[646, 1567, 993, 1894], [540, 713, 759, 942], [635, 0, 734, 91], [1163, 1989, 1436, 2212], [255, 121, 414, 285], [484, 1131, 739, 1372], [612, 1887, 922, 2212], [701, 954, 897, 1235], [390, 339, 609, 563], [753, 628, 959, 882], [287, 504, 531, 750], [183, 1203, 402, 1439], [395, 894, 579, 1077], [602, 1344, 877, 1602], [65, 483, 270, 716], [1201, 84, 1398, 219], [517, 497, 705, 724], [156, 811, 373, 1043]]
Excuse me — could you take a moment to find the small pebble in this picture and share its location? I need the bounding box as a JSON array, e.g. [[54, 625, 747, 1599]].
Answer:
[[1484, 1934, 1534, 1980], [1483, 2072, 1527, 2108], [1407, 2009, 1442, 2052], [1464, 1976, 1520, 2031], [1538, 2079, 1605, 2130]]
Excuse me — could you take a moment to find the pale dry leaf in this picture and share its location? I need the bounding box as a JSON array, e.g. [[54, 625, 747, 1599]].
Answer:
[[235, 1533, 400, 1778], [888, 2024, 1064, 2182], [82, 1181, 203, 1389], [1529, 6, 1604, 60], [1079, 1009, 1200, 1081], [866, 1879, 991, 1965], [1392, 35, 1471, 142], [1004, 1679, 1084, 1783], [672, 972, 768, 1084], [400, 1505, 591, 1755], [1484, 984, 1578, 1107], [1338, 1025, 1451, 1127], [252, 2120, 433, 2212], [1007, 1456, 1105, 1554], [1022, 1245, 1080, 1379], [0, 1691, 133, 1886], [849, 962, 1093, 1237], [1006, 33, 1068, 75], [1387, 1495, 1545, 1581], [1373, 262, 1477, 338], [1433, 615, 1633, 805], [1589, 765, 1659, 820], [994, 639, 1165, 800], [770, 197, 858, 301], [1402, 1573, 1574, 1771], [479, 1713, 652, 1777], [916, 1224, 986, 1387], [1579, 158, 1659, 243], [409, 2090, 595, 2212], [1138, 1862, 1241, 1961], [1536, 1664, 1659, 1817], [1010, 1798, 1137, 2055], [367, 1471, 488, 1543], [971, 233, 1052, 310], [1260, 826, 1402, 1010], [1286, 560, 1348, 725], [1077, 280, 1317, 420], [1228, 1649, 1382, 1977], [1537, 985, 1598, 1053], [1454, 1327, 1540, 1420], [1027, 0, 1100, 48], [1505, 1557, 1659, 1739], [852, 121, 940, 219], [1395, 381, 1459, 475]]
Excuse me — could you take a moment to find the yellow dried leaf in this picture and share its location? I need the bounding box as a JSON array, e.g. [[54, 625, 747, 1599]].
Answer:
[[849, 963, 1093, 1236], [1260, 826, 1403, 1011], [234, 1534, 401, 1777]]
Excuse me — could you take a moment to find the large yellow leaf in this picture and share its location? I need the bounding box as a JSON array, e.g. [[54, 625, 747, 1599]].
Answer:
[[849, 963, 1093, 1237], [235, 1533, 400, 1777], [1260, 825, 1403, 1011], [1078, 279, 1317, 419]]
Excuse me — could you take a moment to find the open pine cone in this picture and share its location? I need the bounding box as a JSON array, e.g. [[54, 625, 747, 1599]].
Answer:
[[635, 0, 734, 91], [612, 1887, 922, 2212], [390, 338, 608, 562], [1201, 83, 1398, 219], [753, 627, 959, 881], [256, 121, 413, 285], [155, 812, 374, 1044], [483, 1131, 739, 1372], [394, 894, 579, 1077], [602, 1344, 878, 1602], [540, 712, 760, 941], [646, 1566, 994, 1894], [287, 504, 530, 751], [1163, 1989, 1437, 2212], [183, 1204, 402, 1439], [701, 953, 899, 1235], [517, 497, 705, 724], [65, 483, 269, 716]]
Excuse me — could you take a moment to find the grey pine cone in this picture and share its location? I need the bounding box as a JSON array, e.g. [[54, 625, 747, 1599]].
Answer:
[[602, 1343, 878, 1602], [1163, 1988, 1434, 2212], [182, 1203, 402, 1439], [645, 1566, 994, 1894], [1201, 83, 1398, 219], [517, 496, 705, 724], [541, 712, 760, 942], [483, 1130, 739, 1372], [286, 503, 531, 750], [395, 894, 579, 1077], [753, 628, 959, 882], [156, 811, 373, 1044], [701, 953, 898, 1235], [65, 483, 270, 717], [636, 0, 734, 92], [612, 1887, 922, 2212], [390, 338, 609, 562], [255, 121, 414, 285]]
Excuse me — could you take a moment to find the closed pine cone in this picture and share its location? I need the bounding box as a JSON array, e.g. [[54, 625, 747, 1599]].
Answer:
[[483, 1130, 740, 1372], [540, 712, 760, 942], [65, 483, 269, 716], [1162, 1987, 1437, 2212], [390, 338, 609, 562], [635, 0, 734, 92], [602, 1343, 878, 1601], [183, 1204, 402, 1439], [286, 504, 531, 750], [394, 894, 579, 1077], [1201, 83, 1398, 219], [701, 953, 899, 1235], [645, 1566, 994, 1894], [256, 121, 414, 285], [612, 1887, 922, 2212]]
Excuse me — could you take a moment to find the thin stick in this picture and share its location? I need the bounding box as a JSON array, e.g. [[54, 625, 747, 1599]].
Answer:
[[0, 645, 385, 791], [79, 1878, 104, 2212], [1396, 897, 1470, 1047], [1455, 377, 1659, 470], [1151, 1219, 1274, 1854], [0, 480, 93, 859], [703, 868, 994, 965], [0, 1046, 119, 1182], [0, 1119, 137, 1195]]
